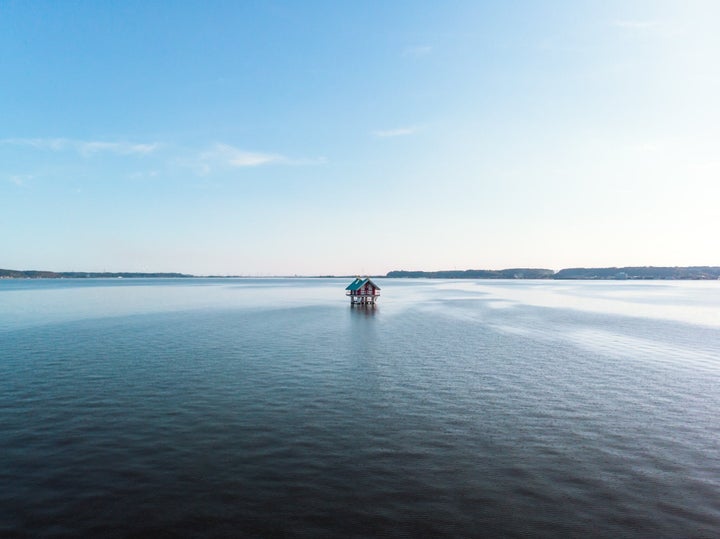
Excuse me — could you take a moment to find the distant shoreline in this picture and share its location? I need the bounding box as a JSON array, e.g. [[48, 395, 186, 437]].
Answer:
[[0, 270, 195, 279], [385, 267, 720, 280], [2, 266, 720, 280]]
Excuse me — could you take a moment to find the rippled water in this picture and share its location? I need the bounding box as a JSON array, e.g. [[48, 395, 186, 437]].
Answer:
[[1, 278, 719, 538]]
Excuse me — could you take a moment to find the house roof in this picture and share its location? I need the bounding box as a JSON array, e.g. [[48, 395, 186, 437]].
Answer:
[[345, 277, 381, 291]]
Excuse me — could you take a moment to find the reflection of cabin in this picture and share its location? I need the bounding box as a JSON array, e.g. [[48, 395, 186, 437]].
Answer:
[[345, 277, 380, 306]]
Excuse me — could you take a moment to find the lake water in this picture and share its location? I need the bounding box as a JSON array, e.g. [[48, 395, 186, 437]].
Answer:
[[1, 278, 719, 538]]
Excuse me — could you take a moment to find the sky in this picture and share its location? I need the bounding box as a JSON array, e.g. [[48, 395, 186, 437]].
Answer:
[[1, 0, 719, 276]]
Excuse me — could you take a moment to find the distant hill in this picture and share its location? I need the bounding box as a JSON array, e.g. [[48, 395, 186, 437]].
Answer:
[[386, 266, 720, 280], [553, 266, 720, 280], [0, 269, 193, 279], [386, 268, 555, 279]]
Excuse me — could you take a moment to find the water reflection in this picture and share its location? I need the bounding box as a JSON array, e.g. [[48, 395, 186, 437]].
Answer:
[[349, 304, 378, 316]]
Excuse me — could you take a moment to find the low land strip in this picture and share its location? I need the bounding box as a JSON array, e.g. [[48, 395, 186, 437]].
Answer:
[[2, 266, 719, 280]]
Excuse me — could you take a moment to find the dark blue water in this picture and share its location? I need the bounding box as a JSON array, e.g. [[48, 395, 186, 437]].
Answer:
[[1, 278, 719, 538]]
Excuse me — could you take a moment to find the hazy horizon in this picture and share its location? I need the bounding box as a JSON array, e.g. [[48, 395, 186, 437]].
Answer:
[[2, 1, 718, 275]]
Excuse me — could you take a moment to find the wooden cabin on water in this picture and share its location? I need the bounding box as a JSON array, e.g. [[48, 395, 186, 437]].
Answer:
[[345, 277, 380, 306]]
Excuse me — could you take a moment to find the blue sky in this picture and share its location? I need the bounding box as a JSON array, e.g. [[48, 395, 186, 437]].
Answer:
[[1, 1, 718, 275]]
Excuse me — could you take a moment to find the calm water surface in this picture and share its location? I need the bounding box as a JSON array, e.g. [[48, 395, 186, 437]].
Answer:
[[1, 278, 719, 538]]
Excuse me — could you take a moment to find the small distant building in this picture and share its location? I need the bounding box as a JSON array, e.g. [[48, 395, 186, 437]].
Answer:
[[345, 277, 380, 306]]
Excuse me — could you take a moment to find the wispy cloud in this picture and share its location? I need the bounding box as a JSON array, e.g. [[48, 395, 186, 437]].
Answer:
[[201, 144, 285, 168], [373, 126, 418, 138], [0, 137, 159, 156], [78, 141, 158, 156], [191, 143, 324, 175], [402, 45, 433, 57], [2, 138, 323, 177]]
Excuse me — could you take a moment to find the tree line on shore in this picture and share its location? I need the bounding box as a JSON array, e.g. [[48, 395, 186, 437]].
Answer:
[[0, 269, 191, 279], [386, 267, 720, 280]]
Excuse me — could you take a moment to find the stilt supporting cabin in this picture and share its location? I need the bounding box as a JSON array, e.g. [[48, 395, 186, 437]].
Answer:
[[345, 277, 380, 306]]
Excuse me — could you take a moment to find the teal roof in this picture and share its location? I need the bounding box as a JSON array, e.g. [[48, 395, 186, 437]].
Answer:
[[345, 277, 380, 291]]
